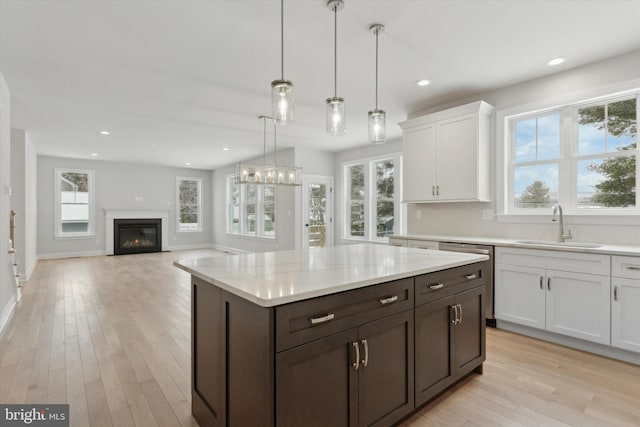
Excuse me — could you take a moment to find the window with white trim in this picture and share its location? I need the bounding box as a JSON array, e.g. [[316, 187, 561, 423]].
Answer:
[[507, 92, 637, 214], [226, 175, 277, 238], [55, 168, 95, 237], [177, 177, 202, 232], [344, 154, 402, 241]]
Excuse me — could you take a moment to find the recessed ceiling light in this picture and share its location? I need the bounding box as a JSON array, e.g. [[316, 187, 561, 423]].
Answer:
[[547, 57, 566, 66], [222, 147, 230, 151], [185, 162, 192, 166], [99, 130, 110, 135], [416, 79, 430, 87], [90, 153, 98, 157]]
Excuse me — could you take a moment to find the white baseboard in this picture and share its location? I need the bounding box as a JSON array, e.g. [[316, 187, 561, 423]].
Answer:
[[210, 243, 252, 254], [166, 243, 217, 251], [21, 257, 38, 282], [0, 294, 17, 339], [497, 320, 640, 366], [37, 250, 107, 259]]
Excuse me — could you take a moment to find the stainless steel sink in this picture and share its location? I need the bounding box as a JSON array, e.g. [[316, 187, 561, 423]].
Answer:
[[515, 240, 602, 248]]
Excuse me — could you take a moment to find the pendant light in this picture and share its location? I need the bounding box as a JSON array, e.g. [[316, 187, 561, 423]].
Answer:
[[368, 24, 385, 144], [326, 0, 345, 136], [271, 0, 294, 125], [234, 116, 303, 186]]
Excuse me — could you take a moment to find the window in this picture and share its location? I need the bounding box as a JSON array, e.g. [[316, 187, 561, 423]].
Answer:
[[344, 154, 402, 241], [177, 177, 202, 232], [506, 92, 638, 214], [55, 168, 95, 237], [226, 175, 277, 238]]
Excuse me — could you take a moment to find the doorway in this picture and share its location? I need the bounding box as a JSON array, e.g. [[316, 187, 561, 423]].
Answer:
[[302, 175, 333, 249]]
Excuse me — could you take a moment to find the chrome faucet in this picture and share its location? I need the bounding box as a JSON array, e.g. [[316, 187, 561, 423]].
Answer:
[[551, 204, 572, 243]]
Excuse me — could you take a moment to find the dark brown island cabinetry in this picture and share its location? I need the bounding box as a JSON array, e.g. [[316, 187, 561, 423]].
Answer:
[[190, 262, 487, 427]]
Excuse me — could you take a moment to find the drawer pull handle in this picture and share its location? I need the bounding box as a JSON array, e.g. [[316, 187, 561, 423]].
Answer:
[[361, 339, 369, 367], [352, 342, 360, 370], [429, 283, 444, 290], [614, 286, 618, 301], [465, 274, 477, 280], [379, 295, 398, 305], [310, 313, 335, 324], [626, 266, 640, 271]]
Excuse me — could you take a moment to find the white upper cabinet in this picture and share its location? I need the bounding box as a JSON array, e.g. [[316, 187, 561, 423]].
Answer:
[[399, 101, 494, 203]]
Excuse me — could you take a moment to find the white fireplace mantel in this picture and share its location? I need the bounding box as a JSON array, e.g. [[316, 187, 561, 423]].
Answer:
[[105, 209, 169, 255]]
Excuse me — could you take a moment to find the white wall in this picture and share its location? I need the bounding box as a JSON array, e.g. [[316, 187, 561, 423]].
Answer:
[[0, 72, 16, 335], [10, 129, 37, 279], [406, 49, 640, 245], [334, 139, 404, 246], [37, 156, 213, 258]]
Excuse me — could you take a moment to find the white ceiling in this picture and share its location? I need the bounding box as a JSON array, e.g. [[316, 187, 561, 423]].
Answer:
[[1, 0, 640, 170]]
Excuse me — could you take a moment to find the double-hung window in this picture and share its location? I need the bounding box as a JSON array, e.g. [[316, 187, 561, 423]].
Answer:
[[226, 175, 277, 238], [344, 154, 402, 241], [177, 177, 202, 232], [55, 168, 95, 237], [505, 91, 638, 215]]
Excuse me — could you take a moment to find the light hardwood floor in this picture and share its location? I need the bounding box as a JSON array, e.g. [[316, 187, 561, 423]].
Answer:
[[1, 249, 639, 427]]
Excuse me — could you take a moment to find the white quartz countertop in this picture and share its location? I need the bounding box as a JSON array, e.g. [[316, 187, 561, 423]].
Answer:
[[174, 243, 488, 307], [393, 234, 640, 256]]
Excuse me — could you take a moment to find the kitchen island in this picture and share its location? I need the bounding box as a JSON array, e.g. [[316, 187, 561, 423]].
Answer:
[[175, 244, 489, 427]]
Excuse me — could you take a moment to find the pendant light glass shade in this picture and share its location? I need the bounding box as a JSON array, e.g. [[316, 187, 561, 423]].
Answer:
[[272, 0, 294, 125], [272, 79, 294, 125], [326, 96, 345, 136], [369, 24, 385, 144], [326, 0, 345, 136], [368, 109, 386, 144]]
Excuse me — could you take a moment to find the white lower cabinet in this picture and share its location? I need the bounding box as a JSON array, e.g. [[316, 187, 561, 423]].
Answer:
[[545, 270, 610, 345], [611, 256, 640, 353], [495, 248, 611, 346], [495, 264, 545, 329]]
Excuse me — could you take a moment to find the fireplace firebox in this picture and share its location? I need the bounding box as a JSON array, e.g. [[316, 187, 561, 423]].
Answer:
[[114, 218, 162, 255]]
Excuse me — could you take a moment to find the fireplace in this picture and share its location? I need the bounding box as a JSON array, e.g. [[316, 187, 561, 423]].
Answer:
[[114, 218, 162, 255]]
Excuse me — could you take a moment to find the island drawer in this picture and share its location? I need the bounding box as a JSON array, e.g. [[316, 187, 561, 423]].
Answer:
[[415, 262, 486, 307], [275, 277, 414, 352]]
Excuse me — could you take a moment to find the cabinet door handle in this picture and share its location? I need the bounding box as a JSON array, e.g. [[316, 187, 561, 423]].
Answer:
[[379, 295, 398, 305], [626, 266, 640, 271], [429, 283, 444, 290], [614, 286, 618, 301], [352, 342, 360, 370], [361, 339, 369, 367], [464, 274, 477, 280], [310, 313, 335, 325], [450, 305, 458, 325], [457, 304, 463, 324], [547, 277, 551, 291], [432, 186, 435, 196], [539, 276, 543, 290], [436, 185, 440, 196]]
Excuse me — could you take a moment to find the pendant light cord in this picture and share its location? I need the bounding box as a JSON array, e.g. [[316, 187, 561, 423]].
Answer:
[[334, 4, 337, 97], [263, 117, 267, 165], [375, 28, 379, 110], [281, 0, 284, 80]]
